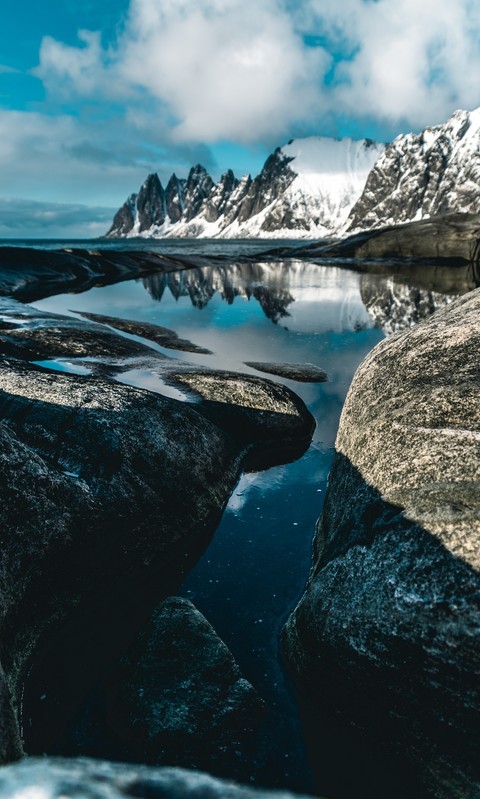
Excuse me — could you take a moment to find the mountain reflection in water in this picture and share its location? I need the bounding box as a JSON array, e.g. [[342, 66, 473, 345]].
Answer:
[[141, 259, 468, 336]]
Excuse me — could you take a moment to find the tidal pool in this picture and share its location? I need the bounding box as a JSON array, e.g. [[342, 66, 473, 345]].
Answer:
[[31, 257, 460, 794]]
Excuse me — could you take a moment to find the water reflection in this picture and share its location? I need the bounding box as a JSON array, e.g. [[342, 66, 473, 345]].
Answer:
[[141, 259, 468, 335]]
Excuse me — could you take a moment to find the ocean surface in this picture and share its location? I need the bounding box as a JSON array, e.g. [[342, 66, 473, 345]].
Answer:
[[26, 241, 463, 796], [0, 237, 306, 258]]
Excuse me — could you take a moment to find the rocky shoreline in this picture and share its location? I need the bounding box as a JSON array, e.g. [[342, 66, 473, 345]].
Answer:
[[0, 249, 318, 798], [0, 211, 479, 306], [0, 239, 478, 798]]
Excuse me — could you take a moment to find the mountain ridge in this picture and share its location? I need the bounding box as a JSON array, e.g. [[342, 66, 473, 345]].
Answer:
[[106, 136, 384, 239], [346, 107, 480, 232]]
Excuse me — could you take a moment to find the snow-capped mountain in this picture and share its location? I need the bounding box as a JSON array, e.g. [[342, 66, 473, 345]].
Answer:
[[347, 108, 480, 231], [106, 137, 384, 239]]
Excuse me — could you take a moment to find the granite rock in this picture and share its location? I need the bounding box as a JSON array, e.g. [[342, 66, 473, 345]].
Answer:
[[284, 288, 480, 798], [244, 362, 328, 383], [0, 298, 314, 761], [84, 597, 266, 776]]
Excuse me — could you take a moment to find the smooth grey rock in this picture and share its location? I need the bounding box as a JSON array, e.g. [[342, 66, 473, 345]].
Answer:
[[99, 597, 265, 774], [163, 368, 314, 469], [0, 756, 319, 799], [294, 212, 480, 268], [284, 288, 480, 799], [244, 362, 328, 383]]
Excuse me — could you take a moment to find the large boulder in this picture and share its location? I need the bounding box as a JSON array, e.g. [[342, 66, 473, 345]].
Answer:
[[0, 298, 314, 763], [68, 597, 265, 778], [284, 288, 480, 799]]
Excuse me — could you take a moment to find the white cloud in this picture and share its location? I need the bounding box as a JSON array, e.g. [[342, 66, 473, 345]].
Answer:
[[302, 0, 480, 129], [0, 109, 219, 208], [117, 0, 328, 142], [34, 0, 480, 145], [0, 198, 116, 238], [36, 30, 106, 97], [35, 0, 331, 144]]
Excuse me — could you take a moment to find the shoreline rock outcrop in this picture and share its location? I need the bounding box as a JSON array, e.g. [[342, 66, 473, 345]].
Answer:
[[0, 296, 314, 768], [284, 289, 480, 798]]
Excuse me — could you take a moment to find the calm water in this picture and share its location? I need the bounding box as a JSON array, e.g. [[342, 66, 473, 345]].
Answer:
[[31, 257, 459, 794], [0, 237, 300, 258]]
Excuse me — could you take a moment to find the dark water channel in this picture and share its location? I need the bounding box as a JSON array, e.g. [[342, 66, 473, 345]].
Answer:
[[31, 257, 467, 796]]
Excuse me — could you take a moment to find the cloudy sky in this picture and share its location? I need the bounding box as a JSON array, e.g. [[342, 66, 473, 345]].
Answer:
[[1, 0, 480, 237]]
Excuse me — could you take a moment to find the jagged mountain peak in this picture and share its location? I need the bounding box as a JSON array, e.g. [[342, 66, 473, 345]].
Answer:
[[141, 173, 161, 189], [106, 133, 384, 239], [347, 106, 480, 232]]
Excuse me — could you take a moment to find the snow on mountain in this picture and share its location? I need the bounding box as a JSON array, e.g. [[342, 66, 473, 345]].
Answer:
[[106, 136, 384, 239], [347, 107, 480, 232]]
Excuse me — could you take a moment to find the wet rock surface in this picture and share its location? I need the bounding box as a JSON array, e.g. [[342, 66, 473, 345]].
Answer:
[[0, 301, 159, 361], [0, 246, 223, 303], [163, 368, 314, 469], [66, 597, 265, 777], [0, 293, 314, 769], [245, 362, 328, 383], [0, 757, 318, 799], [284, 289, 480, 799], [1, 355, 241, 754], [76, 311, 212, 354]]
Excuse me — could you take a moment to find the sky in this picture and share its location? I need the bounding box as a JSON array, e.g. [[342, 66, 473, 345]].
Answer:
[[1, 0, 480, 238]]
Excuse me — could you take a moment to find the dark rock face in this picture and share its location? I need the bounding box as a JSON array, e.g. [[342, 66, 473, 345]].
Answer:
[[0, 295, 314, 762], [0, 246, 221, 304], [1, 355, 240, 748], [109, 175, 167, 235], [102, 597, 265, 773], [284, 289, 480, 799], [165, 174, 187, 223], [109, 194, 136, 237], [136, 174, 166, 232], [347, 108, 480, 231], [0, 757, 318, 799], [233, 150, 296, 227], [183, 165, 216, 222], [104, 142, 332, 238]]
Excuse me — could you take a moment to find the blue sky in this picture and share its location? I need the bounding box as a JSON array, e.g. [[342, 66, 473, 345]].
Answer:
[[1, 0, 479, 237]]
